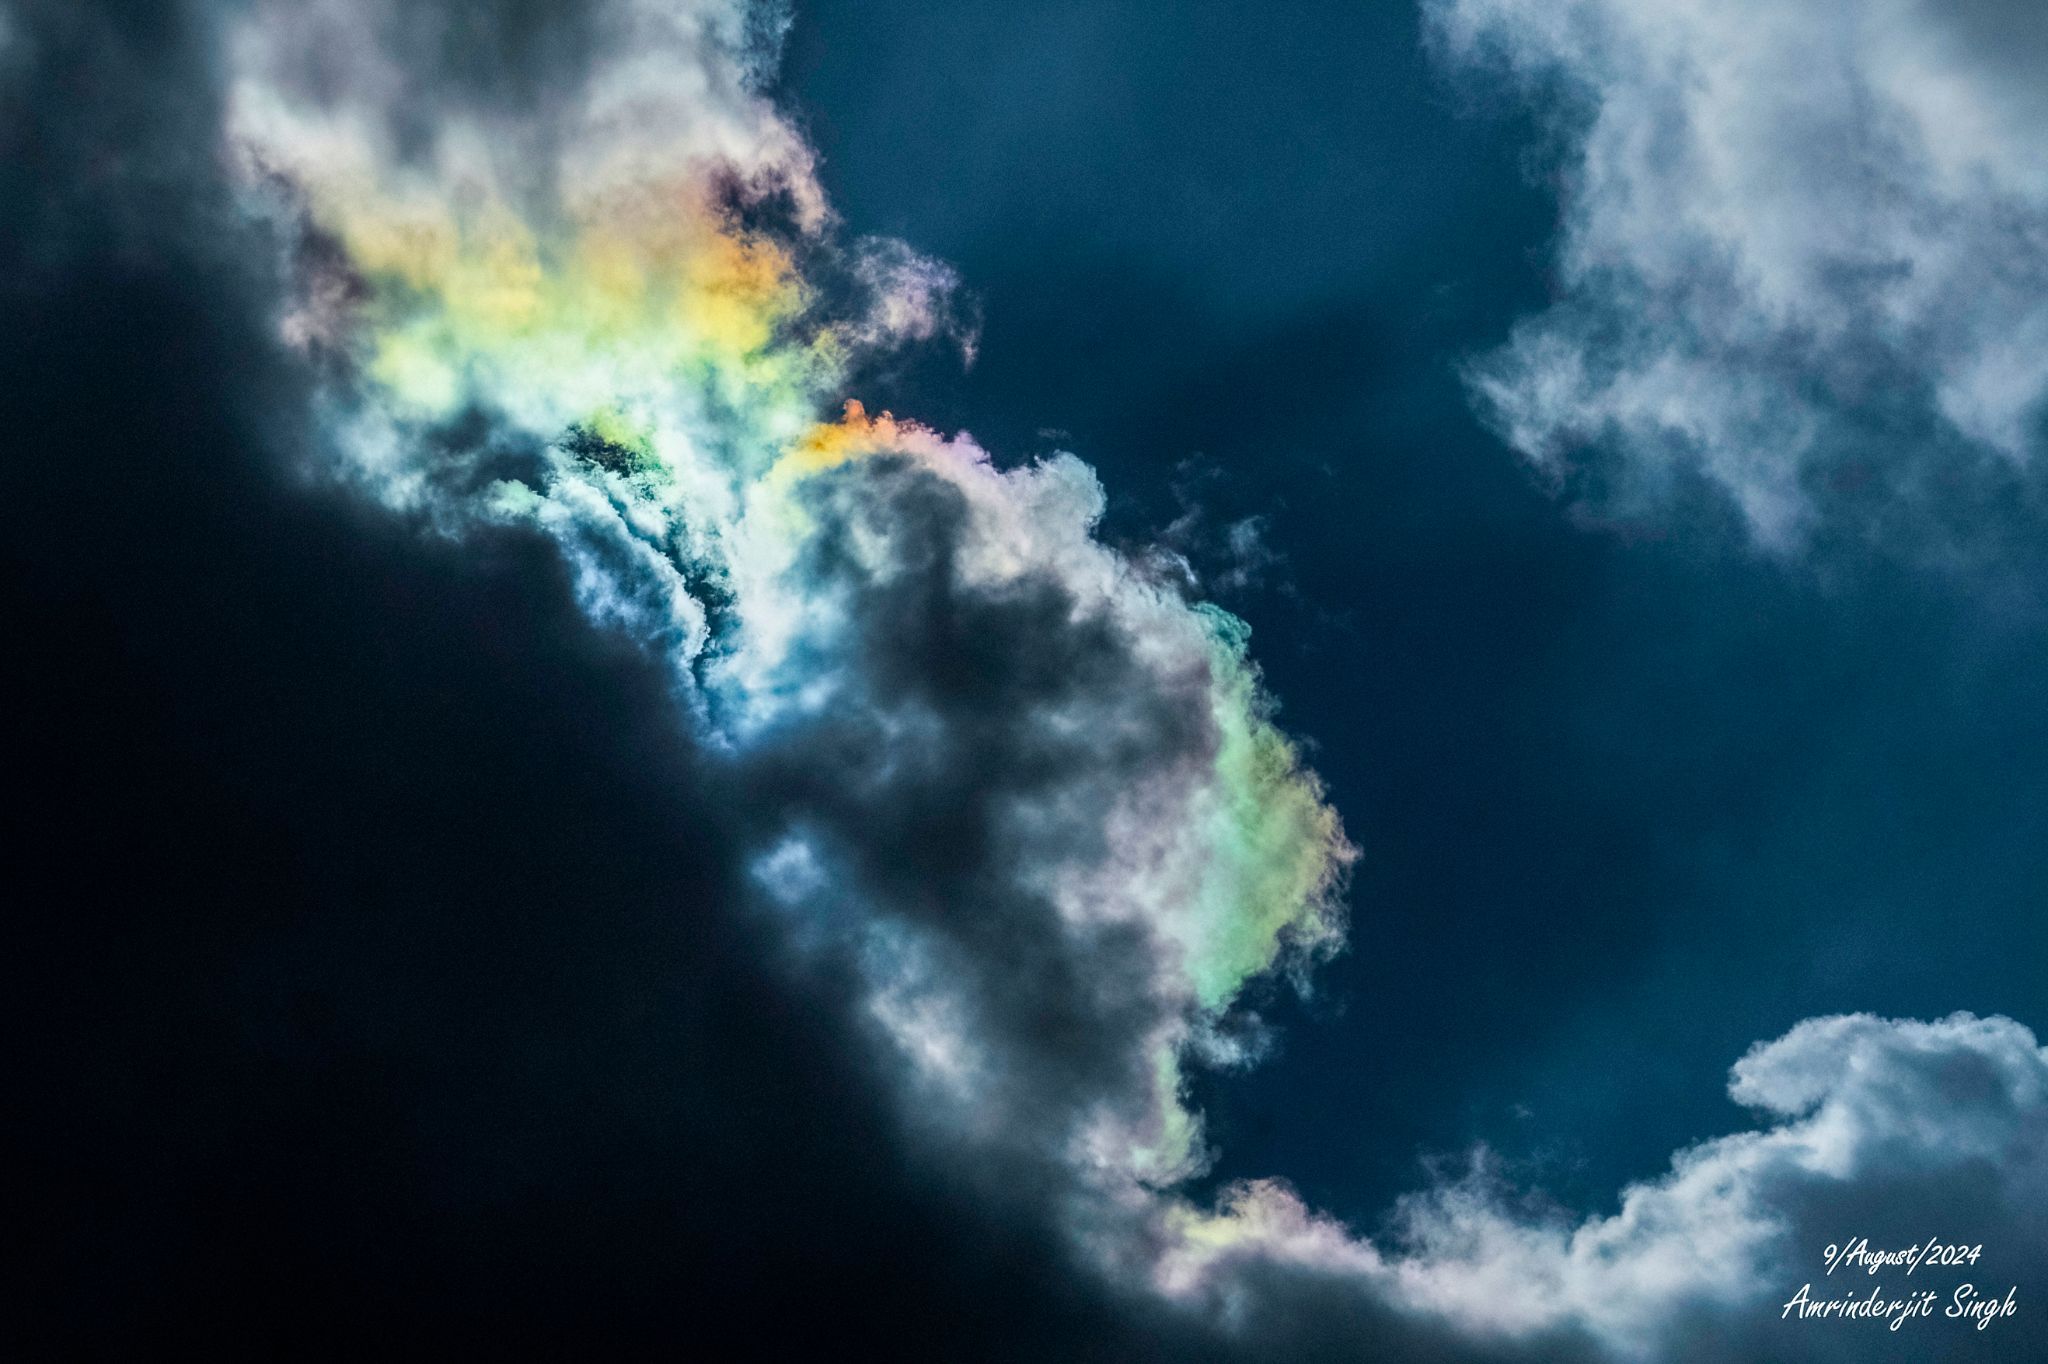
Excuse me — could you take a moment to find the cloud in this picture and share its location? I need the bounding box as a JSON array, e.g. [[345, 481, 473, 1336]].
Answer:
[[16, 4, 2048, 1360], [228, 0, 1351, 1248], [200, 7, 2048, 1358], [727, 411, 1351, 1190], [0, 6, 1245, 1353], [1159, 1012, 2048, 1360], [1429, 0, 2048, 552]]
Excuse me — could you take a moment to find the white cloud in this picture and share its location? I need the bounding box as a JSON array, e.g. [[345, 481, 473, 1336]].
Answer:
[[1160, 1012, 2048, 1359], [1430, 0, 2048, 549]]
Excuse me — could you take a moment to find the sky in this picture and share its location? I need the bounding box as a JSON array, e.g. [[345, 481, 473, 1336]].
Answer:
[[6, 1, 2048, 1360]]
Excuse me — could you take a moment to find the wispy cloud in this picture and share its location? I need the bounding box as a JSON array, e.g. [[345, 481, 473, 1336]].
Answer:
[[1430, 0, 2048, 553]]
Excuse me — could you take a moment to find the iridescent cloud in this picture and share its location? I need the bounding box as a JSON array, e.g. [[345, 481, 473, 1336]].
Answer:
[[229, 0, 1350, 1220]]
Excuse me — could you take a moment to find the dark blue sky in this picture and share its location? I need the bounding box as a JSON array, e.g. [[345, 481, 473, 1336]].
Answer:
[[779, 0, 2048, 1230]]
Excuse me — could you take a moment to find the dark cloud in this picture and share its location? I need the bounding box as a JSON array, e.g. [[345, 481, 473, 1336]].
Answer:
[[0, 4, 1188, 1357], [0, 4, 1331, 1359], [734, 457, 1218, 1166]]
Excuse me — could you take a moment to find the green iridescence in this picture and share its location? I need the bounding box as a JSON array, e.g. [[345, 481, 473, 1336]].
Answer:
[[1189, 605, 1347, 1010]]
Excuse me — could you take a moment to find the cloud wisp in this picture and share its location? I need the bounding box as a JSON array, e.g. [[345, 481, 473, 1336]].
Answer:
[[1430, 0, 2048, 554]]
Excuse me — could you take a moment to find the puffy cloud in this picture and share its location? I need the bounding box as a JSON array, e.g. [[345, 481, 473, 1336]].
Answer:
[[728, 408, 1350, 1190], [1429, 0, 2048, 551], [1159, 1012, 2048, 1360]]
